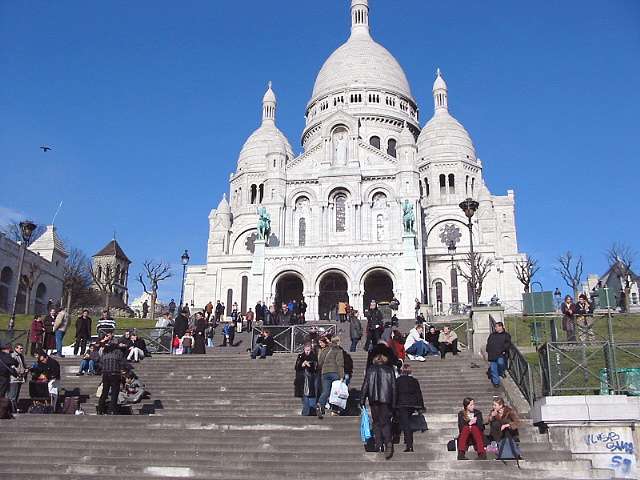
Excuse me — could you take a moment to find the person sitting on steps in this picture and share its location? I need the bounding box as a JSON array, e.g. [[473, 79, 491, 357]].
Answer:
[[404, 324, 429, 361], [78, 344, 99, 375], [251, 330, 274, 359], [438, 326, 459, 359], [457, 397, 487, 460], [487, 397, 520, 444]]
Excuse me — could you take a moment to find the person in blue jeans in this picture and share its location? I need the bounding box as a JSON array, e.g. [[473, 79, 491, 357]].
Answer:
[[485, 322, 512, 387], [52, 308, 69, 357], [78, 344, 99, 375], [316, 336, 344, 418]]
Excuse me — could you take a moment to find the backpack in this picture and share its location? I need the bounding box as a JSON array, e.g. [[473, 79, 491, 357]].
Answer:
[[497, 431, 522, 463]]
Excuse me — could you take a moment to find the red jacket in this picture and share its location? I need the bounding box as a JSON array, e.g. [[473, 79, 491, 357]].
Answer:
[[30, 319, 45, 342], [391, 339, 405, 361]]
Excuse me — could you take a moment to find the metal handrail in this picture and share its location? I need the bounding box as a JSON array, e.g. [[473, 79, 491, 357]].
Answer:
[[0, 329, 31, 352], [111, 327, 173, 354], [251, 324, 337, 353], [428, 319, 472, 350], [506, 344, 536, 406]]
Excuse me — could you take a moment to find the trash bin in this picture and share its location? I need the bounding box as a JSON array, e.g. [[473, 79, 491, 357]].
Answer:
[[529, 320, 545, 345]]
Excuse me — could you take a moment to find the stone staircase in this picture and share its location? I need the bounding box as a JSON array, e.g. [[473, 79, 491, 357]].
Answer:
[[1, 346, 614, 479]]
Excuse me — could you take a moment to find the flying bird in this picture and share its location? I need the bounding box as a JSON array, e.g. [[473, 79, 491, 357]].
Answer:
[[40, 145, 52, 152]]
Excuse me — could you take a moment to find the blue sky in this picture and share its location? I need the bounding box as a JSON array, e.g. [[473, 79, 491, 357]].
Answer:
[[1, 1, 638, 303]]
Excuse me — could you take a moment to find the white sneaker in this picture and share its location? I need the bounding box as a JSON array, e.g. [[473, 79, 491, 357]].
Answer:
[[407, 354, 417, 361], [416, 356, 426, 362]]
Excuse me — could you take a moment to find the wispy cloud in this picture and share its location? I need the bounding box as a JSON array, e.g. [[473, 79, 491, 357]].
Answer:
[[0, 206, 25, 228]]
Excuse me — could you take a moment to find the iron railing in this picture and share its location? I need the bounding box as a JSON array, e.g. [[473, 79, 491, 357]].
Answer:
[[429, 318, 472, 350], [251, 324, 337, 353], [539, 341, 640, 396], [506, 344, 537, 406], [0, 329, 31, 352], [112, 327, 173, 354]]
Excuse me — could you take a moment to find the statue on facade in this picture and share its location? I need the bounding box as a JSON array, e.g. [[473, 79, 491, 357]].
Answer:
[[334, 131, 347, 166], [402, 200, 415, 234], [257, 207, 271, 240]]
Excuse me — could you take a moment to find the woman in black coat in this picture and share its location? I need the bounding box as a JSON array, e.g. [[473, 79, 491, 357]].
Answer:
[[192, 313, 207, 354], [395, 363, 425, 452], [294, 343, 318, 416]]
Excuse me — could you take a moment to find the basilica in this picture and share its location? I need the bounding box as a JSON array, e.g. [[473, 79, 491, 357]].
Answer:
[[184, 0, 525, 319]]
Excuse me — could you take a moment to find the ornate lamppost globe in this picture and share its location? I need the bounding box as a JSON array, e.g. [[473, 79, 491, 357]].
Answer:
[[459, 198, 479, 219], [181, 250, 190, 266], [19, 220, 37, 244]]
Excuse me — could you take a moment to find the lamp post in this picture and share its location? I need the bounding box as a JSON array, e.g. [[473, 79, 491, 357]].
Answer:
[[459, 198, 479, 306], [178, 249, 189, 311], [8, 220, 37, 331], [448, 240, 458, 313]]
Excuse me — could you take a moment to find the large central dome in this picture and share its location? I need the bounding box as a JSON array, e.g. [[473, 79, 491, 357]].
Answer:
[[310, 0, 413, 103]]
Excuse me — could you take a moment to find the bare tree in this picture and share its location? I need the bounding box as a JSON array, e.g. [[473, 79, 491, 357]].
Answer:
[[63, 246, 93, 310], [20, 261, 41, 314], [90, 263, 117, 308], [459, 252, 495, 303], [606, 243, 636, 312], [137, 260, 172, 321], [1, 221, 46, 244], [514, 255, 540, 293], [555, 251, 583, 299]]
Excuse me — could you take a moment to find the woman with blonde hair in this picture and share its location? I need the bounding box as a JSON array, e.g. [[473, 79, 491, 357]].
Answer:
[[487, 397, 520, 442]]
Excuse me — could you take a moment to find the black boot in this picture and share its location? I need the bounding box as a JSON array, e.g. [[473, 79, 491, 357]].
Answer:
[[457, 451, 467, 460], [384, 442, 394, 460], [403, 446, 414, 452]]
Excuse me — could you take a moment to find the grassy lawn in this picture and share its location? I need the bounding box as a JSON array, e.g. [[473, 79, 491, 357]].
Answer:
[[0, 314, 156, 346], [505, 313, 640, 347]]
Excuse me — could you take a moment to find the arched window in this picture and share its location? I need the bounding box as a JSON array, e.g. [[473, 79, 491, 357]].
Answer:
[[369, 136, 381, 149], [376, 214, 384, 241], [115, 265, 121, 284], [448, 174, 455, 194], [241, 276, 248, 314], [258, 184, 264, 203], [0, 266, 13, 311], [335, 194, 347, 232], [387, 138, 397, 158], [35, 282, 47, 314], [121, 269, 127, 284], [439, 174, 446, 195], [299, 218, 306, 246], [471, 177, 475, 196], [250, 184, 257, 204], [435, 281, 444, 314], [465, 175, 469, 195], [425, 179, 430, 197]]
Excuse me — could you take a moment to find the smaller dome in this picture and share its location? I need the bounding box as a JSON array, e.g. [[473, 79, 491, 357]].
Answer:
[[263, 81, 276, 103], [238, 125, 293, 170], [217, 193, 231, 214], [433, 68, 447, 91], [417, 111, 476, 163]]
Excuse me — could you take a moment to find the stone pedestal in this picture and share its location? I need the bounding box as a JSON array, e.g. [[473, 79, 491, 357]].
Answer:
[[532, 396, 640, 479], [470, 305, 504, 358], [400, 233, 421, 319], [249, 240, 266, 304]]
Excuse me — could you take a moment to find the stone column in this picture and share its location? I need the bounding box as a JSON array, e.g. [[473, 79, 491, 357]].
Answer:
[[249, 240, 267, 305], [306, 292, 318, 321], [470, 305, 504, 357]]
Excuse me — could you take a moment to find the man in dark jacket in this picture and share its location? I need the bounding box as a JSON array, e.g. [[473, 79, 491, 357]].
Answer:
[[74, 309, 92, 356], [173, 308, 189, 339], [364, 300, 384, 352], [0, 343, 18, 397], [395, 363, 425, 452], [349, 314, 362, 352], [485, 322, 512, 387], [98, 342, 125, 415], [360, 353, 397, 459], [251, 330, 275, 359]]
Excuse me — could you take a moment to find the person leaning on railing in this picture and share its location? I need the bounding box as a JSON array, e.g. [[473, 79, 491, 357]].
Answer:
[[575, 294, 594, 343]]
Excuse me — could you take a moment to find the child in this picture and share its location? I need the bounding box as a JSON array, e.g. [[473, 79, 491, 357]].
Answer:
[[181, 330, 194, 355], [206, 322, 215, 348], [79, 344, 99, 375], [222, 321, 234, 347]]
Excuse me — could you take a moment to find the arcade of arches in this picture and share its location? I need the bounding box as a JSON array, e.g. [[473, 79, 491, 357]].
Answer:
[[271, 269, 394, 320]]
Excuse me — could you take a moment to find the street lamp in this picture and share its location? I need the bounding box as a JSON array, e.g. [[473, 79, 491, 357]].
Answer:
[[459, 198, 479, 306], [448, 240, 458, 313], [8, 220, 38, 330], [178, 249, 190, 311]]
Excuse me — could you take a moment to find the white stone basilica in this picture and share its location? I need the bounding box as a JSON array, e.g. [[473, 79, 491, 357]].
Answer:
[[184, 0, 526, 319]]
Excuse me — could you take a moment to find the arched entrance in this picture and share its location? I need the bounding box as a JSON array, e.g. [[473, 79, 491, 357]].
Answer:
[[363, 270, 394, 312], [275, 273, 304, 308], [318, 271, 349, 321]]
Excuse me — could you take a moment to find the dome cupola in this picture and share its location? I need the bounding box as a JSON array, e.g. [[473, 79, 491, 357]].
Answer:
[[237, 82, 293, 172], [417, 69, 476, 166]]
